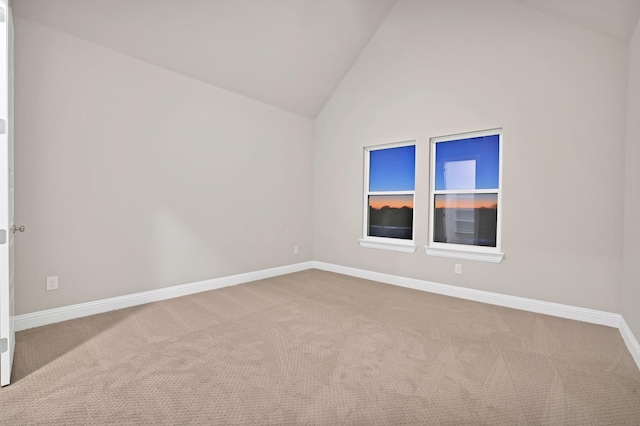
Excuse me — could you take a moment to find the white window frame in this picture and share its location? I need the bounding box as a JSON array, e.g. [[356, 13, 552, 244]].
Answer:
[[425, 129, 504, 263], [359, 141, 417, 253]]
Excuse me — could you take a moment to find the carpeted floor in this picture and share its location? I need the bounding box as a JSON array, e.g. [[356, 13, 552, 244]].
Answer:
[[1, 269, 639, 425]]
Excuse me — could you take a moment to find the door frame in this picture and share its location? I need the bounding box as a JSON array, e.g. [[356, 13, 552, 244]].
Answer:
[[0, 0, 15, 387]]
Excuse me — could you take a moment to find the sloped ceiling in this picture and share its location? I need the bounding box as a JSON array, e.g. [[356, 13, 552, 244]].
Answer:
[[12, 0, 640, 118], [12, 0, 397, 118], [514, 0, 640, 43]]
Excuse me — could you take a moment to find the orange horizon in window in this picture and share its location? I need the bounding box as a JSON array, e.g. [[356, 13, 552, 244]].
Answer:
[[369, 195, 414, 210], [434, 196, 497, 209]]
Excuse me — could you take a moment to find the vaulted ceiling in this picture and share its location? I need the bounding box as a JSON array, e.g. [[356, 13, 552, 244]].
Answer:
[[13, 0, 640, 118]]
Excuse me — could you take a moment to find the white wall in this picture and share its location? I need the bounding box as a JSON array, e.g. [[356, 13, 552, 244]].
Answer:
[[14, 19, 314, 314], [621, 21, 640, 338], [314, 0, 628, 312], [13, 2, 636, 323]]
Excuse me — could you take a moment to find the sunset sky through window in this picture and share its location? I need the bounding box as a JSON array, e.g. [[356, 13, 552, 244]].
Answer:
[[369, 194, 414, 209], [435, 135, 499, 191], [434, 193, 498, 209], [369, 145, 415, 192]]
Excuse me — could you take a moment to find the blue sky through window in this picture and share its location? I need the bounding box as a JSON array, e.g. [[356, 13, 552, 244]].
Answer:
[[435, 135, 499, 190], [369, 145, 415, 192]]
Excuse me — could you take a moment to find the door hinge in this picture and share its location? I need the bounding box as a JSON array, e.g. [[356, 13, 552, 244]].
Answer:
[[0, 229, 6, 244], [0, 338, 7, 354]]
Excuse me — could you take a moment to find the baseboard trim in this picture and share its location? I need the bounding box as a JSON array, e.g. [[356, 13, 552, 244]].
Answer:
[[14, 261, 314, 331], [619, 317, 640, 368], [312, 261, 640, 370], [13, 259, 640, 371], [311, 261, 621, 327]]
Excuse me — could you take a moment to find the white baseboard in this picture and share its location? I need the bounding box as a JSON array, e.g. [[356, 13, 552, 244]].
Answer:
[[14, 261, 314, 331], [312, 261, 640, 370], [13, 259, 640, 371], [619, 317, 640, 369], [312, 261, 621, 327]]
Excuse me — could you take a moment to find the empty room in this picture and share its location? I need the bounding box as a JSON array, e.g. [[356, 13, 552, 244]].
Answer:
[[1, 0, 640, 424]]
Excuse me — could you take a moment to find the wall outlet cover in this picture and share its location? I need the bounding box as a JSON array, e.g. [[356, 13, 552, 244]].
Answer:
[[46, 276, 58, 291]]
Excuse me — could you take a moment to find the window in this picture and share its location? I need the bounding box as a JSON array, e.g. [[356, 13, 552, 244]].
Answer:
[[426, 129, 504, 263], [359, 142, 417, 253]]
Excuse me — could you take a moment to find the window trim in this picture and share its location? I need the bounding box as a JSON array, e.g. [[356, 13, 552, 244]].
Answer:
[[425, 129, 504, 263], [359, 140, 417, 253]]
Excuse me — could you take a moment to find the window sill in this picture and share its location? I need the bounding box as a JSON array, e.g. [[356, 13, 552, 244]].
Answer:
[[359, 239, 417, 254], [424, 246, 504, 263]]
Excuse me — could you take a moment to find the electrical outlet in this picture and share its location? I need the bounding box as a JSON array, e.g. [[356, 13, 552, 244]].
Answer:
[[293, 246, 299, 255], [46, 276, 58, 291], [454, 264, 462, 274]]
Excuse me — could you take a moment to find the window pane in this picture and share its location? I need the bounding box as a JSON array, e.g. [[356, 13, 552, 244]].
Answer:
[[369, 145, 415, 191], [435, 135, 499, 190], [433, 193, 497, 247], [368, 195, 413, 239]]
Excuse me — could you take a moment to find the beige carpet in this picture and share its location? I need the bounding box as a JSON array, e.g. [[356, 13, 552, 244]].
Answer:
[[1, 269, 639, 425]]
